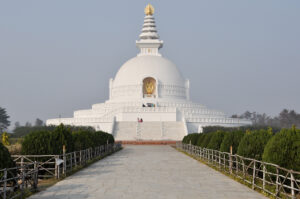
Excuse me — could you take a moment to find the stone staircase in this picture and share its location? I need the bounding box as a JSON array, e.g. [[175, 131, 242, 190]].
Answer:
[[113, 121, 185, 141]]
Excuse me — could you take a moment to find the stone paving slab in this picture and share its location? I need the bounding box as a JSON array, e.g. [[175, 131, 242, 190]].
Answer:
[[29, 145, 267, 199]]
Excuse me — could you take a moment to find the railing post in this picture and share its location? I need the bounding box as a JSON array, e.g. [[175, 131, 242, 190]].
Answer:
[[21, 164, 25, 198], [229, 146, 233, 174], [86, 149, 88, 162], [63, 145, 66, 175], [55, 155, 60, 179], [263, 164, 266, 191], [70, 153, 73, 171], [89, 148, 91, 160], [223, 153, 226, 169], [74, 152, 77, 167], [21, 156, 24, 173], [252, 160, 256, 189], [276, 167, 279, 196], [218, 152, 221, 168], [33, 161, 38, 190], [3, 168, 7, 199], [291, 172, 295, 199], [242, 159, 245, 179], [235, 155, 238, 175], [80, 150, 82, 165]]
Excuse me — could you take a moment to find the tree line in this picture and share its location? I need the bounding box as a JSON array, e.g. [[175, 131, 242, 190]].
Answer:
[[182, 126, 300, 172], [232, 109, 300, 128]]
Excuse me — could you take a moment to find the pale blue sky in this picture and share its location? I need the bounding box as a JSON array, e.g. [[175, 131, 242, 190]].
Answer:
[[1, 0, 300, 128]]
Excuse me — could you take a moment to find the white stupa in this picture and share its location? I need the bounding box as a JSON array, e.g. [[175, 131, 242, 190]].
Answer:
[[47, 4, 251, 141]]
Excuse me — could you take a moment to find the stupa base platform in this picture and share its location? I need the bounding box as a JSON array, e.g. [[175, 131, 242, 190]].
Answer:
[[117, 140, 178, 145]]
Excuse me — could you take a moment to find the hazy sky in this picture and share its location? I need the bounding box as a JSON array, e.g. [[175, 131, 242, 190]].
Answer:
[[1, 0, 300, 129]]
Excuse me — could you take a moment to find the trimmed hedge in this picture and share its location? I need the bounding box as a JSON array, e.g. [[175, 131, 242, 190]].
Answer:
[[207, 131, 226, 150], [202, 126, 281, 134], [263, 127, 300, 171], [199, 133, 213, 148], [237, 129, 273, 160], [21, 130, 52, 155], [220, 130, 244, 154], [21, 124, 114, 155], [182, 126, 300, 172], [182, 133, 199, 145]]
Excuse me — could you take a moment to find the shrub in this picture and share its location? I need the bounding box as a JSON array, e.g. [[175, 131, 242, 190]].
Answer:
[[73, 130, 95, 151], [95, 131, 114, 145], [21, 124, 113, 155], [207, 131, 226, 150], [182, 133, 199, 145], [237, 128, 273, 160], [12, 126, 56, 138], [199, 132, 214, 148], [220, 130, 244, 154], [196, 133, 205, 146], [49, 124, 74, 154], [182, 135, 188, 144], [21, 130, 52, 155], [263, 126, 300, 171], [202, 125, 281, 134], [0, 142, 15, 169]]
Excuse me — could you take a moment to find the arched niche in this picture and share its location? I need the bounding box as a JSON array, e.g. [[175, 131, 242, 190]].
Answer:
[[143, 77, 156, 98]]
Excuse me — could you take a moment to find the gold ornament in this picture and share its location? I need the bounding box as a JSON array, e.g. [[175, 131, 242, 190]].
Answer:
[[144, 4, 154, 16], [145, 81, 154, 94]]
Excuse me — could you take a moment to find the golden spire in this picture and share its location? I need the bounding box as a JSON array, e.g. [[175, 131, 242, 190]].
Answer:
[[144, 4, 154, 15]]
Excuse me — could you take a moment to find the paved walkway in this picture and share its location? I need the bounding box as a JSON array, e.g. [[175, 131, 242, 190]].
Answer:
[[29, 145, 267, 199]]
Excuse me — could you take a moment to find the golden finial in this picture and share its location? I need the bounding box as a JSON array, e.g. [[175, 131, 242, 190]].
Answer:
[[144, 4, 154, 15]]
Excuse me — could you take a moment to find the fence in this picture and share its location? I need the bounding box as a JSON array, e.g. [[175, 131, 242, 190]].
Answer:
[[177, 142, 300, 199], [0, 163, 38, 199], [1, 143, 122, 199]]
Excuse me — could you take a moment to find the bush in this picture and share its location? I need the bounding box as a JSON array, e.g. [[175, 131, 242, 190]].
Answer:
[[237, 128, 273, 160], [22, 124, 114, 155], [0, 142, 15, 169], [182, 133, 199, 145], [94, 131, 114, 145], [263, 126, 300, 171], [199, 133, 214, 148], [196, 133, 205, 146], [73, 130, 95, 151], [12, 126, 56, 138], [22, 124, 74, 155], [21, 130, 52, 155], [207, 131, 226, 150], [49, 124, 74, 154], [203, 125, 281, 134], [220, 130, 244, 154]]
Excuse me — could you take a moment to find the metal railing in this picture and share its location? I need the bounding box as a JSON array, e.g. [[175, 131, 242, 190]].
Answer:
[[177, 142, 300, 199], [1, 143, 122, 199]]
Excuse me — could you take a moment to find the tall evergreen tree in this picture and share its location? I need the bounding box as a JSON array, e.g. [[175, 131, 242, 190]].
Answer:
[[0, 107, 10, 132]]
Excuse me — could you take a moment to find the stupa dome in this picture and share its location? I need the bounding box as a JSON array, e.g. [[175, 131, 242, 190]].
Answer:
[[46, 4, 252, 140], [113, 55, 185, 87]]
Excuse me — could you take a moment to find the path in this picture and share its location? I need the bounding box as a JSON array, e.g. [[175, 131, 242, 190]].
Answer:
[[29, 145, 267, 199]]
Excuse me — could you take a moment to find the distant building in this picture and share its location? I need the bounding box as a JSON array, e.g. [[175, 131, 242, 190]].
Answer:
[[47, 4, 251, 140]]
